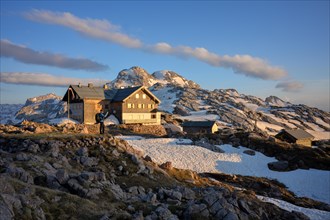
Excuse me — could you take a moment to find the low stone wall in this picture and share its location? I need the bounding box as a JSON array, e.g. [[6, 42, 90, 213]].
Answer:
[[118, 124, 167, 136]]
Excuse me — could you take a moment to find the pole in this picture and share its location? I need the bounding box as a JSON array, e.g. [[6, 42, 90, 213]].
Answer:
[[68, 89, 70, 119]]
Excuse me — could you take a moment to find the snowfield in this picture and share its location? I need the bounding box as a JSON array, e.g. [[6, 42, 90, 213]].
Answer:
[[216, 144, 330, 205], [117, 136, 330, 207], [257, 196, 330, 220]]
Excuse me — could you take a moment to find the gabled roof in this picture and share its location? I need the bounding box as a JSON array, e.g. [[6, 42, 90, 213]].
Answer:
[[279, 129, 314, 140], [62, 85, 161, 104], [112, 86, 141, 102], [112, 86, 161, 103], [182, 121, 217, 127], [63, 85, 106, 101]]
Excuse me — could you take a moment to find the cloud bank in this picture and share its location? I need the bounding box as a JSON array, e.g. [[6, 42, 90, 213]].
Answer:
[[276, 81, 304, 92], [25, 9, 287, 80], [0, 39, 108, 71], [1, 72, 109, 87]]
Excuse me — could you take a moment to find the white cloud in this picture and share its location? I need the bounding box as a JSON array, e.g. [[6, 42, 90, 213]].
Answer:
[[24, 9, 288, 80], [1, 72, 109, 87], [25, 9, 142, 48], [276, 81, 304, 92], [149, 44, 287, 80], [0, 39, 108, 71]]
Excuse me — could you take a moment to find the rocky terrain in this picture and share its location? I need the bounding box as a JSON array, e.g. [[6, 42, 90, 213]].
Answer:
[[0, 122, 321, 220]]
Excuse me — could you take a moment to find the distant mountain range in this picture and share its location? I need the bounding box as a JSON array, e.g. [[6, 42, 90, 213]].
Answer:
[[1, 66, 329, 140]]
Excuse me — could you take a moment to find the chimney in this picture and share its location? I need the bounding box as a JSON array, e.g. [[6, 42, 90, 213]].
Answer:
[[88, 83, 93, 88], [103, 84, 108, 89]]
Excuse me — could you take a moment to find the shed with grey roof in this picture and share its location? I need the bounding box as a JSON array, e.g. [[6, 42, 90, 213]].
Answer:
[[275, 129, 314, 147], [182, 121, 218, 134]]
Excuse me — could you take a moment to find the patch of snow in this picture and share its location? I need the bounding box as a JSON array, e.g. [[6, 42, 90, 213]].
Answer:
[[235, 98, 259, 111], [257, 196, 330, 220], [226, 89, 239, 97], [48, 112, 57, 119], [0, 104, 23, 124], [153, 70, 168, 80], [117, 136, 145, 141], [104, 114, 120, 125], [256, 121, 283, 135], [280, 111, 299, 118], [216, 144, 330, 204], [49, 118, 79, 125], [314, 117, 330, 129], [306, 130, 330, 140], [305, 122, 325, 132], [151, 87, 180, 113], [176, 110, 220, 121], [172, 76, 186, 86]]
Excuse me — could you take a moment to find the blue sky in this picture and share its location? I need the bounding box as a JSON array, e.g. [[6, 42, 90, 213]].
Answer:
[[1, 1, 329, 111]]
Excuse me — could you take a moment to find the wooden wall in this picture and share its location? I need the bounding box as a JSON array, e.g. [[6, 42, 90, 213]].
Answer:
[[122, 90, 158, 113], [83, 99, 103, 124], [69, 102, 84, 123]]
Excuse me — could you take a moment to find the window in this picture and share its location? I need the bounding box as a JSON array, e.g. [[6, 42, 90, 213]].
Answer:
[[127, 103, 132, 108], [151, 114, 156, 119], [135, 94, 139, 99], [138, 104, 142, 108], [132, 104, 135, 108], [148, 104, 151, 108], [142, 104, 145, 108], [105, 104, 109, 109], [142, 94, 146, 99]]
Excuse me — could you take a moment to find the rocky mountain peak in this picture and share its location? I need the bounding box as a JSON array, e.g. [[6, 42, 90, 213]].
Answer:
[[15, 94, 67, 123], [109, 66, 200, 89], [152, 70, 200, 89], [109, 66, 155, 88], [25, 93, 62, 106], [265, 96, 290, 107]]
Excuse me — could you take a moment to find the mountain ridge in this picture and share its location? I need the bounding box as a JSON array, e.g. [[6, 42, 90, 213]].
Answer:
[[1, 66, 329, 140]]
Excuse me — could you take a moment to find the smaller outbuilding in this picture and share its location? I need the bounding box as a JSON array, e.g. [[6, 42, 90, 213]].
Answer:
[[275, 129, 314, 147], [182, 121, 218, 134]]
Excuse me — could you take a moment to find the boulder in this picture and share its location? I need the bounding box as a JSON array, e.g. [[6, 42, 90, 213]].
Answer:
[[173, 105, 191, 116], [55, 169, 69, 184], [243, 150, 256, 156], [160, 161, 173, 170], [268, 161, 289, 171]]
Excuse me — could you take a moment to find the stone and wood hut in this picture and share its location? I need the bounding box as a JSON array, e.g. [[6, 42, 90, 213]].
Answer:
[[275, 129, 314, 147], [62, 84, 161, 125], [182, 121, 219, 134]]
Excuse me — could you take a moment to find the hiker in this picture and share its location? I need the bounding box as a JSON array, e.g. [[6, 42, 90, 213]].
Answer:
[[97, 109, 108, 134]]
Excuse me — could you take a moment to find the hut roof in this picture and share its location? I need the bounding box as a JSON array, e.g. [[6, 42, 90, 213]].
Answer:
[[278, 129, 314, 140], [63, 85, 160, 104], [182, 121, 217, 128]]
